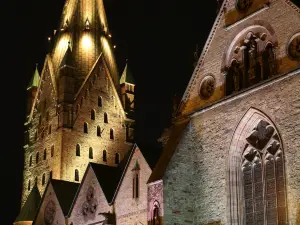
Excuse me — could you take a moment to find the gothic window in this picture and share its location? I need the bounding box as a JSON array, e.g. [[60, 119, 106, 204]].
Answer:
[[76, 144, 80, 156], [29, 155, 32, 167], [97, 126, 101, 137], [28, 180, 31, 191], [75, 169, 79, 182], [36, 152, 40, 164], [84, 122, 88, 133], [89, 147, 93, 159], [110, 128, 114, 140], [44, 149, 47, 160], [132, 162, 140, 199], [225, 32, 277, 96], [42, 173, 46, 185], [135, 173, 139, 198], [115, 153, 120, 164], [98, 96, 102, 107], [228, 110, 288, 225], [104, 112, 108, 123], [48, 125, 52, 135], [152, 205, 160, 225], [91, 109, 96, 120], [51, 145, 54, 157], [103, 150, 107, 162]]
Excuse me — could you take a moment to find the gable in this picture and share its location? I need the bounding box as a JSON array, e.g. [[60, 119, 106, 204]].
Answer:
[[68, 166, 112, 224], [177, 0, 300, 117], [33, 183, 65, 225]]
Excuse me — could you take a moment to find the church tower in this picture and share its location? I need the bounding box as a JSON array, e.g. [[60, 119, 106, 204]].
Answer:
[[18, 0, 135, 222]]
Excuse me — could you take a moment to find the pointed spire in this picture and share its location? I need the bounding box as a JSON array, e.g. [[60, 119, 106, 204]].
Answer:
[[120, 63, 135, 85], [27, 64, 40, 90], [60, 42, 75, 68], [15, 183, 41, 222]]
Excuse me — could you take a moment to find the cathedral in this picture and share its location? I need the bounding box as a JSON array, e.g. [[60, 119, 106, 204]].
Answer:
[[14, 0, 300, 225]]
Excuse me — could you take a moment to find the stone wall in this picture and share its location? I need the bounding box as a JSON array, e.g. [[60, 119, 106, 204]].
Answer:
[[164, 71, 300, 224], [147, 180, 164, 225]]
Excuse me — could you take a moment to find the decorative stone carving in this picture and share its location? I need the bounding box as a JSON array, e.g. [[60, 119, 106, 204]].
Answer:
[[44, 200, 56, 225], [236, 0, 253, 12], [82, 186, 98, 216], [199, 75, 215, 99], [287, 32, 300, 60]]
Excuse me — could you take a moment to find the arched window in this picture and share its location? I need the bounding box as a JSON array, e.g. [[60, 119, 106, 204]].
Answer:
[[110, 128, 114, 140], [115, 153, 120, 164], [228, 108, 287, 225], [91, 109, 96, 120], [36, 152, 39, 164], [28, 180, 31, 191], [48, 125, 52, 135], [76, 144, 80, 156], [98, 96, 102, 107], [97, 125, 101, 137], [43, 149, 47, 160], [75, 169, 79, 181], [51, 145, 54, 157], [152, 204, 160, 225], [135, 173, 139, 198], [262, 43, 277, 80], [89, 147, 93, 159], [42, 174, 46, 185], [29, 155, 32, 167], [103, 150, 107, 162], [84, 122, 88, 133], [104, 112, 108, 123]]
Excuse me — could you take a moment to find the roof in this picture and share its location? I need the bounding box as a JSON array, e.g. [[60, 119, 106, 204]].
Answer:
[[51, 179, 79, 215], [15, 184, 41, 222], [148, 118, 190, 183], [120, 63, 135, 84], [27, 66, 40, 90], [90, 163, 123, 203], [60, 44, 74, 68]]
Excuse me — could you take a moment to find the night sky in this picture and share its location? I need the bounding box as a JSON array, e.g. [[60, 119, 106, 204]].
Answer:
[[3, 0, 218, 223]]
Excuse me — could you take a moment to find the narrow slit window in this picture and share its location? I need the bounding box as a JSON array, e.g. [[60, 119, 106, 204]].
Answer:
[[51, 145, 54, 157], [84, 122, 88, 133], [103, 150, 107, 162], [104, 112, 108, 123], [76, 144, 80, 156], [75, 169, 79, 181], [135, 173, 139, 198], [98, 96, 102, 107], [89, 147, 93, 159], [43, 149, 47, 160], [29, 155, 32, 167], [48, 125, 52, 135], [115, 153, 120, 164], [97, 126, 101, 137], [110, 128, 114, 140], [36, 152, 39, 164], [91, 109, 96, 120], [42, 174, 46, 185], [28, 180, 31, 191]]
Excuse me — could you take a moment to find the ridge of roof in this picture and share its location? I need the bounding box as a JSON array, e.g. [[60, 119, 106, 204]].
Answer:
[[15, 184, 41, 222]]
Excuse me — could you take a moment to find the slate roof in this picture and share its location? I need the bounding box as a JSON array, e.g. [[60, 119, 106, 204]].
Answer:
[[51, 179, 79, 216], [120, 63, 135, 84], [90, 163, 123, 203], [27, 66, 40, 90], [15, 184, 41, 222], [148, 118, 190, 183]]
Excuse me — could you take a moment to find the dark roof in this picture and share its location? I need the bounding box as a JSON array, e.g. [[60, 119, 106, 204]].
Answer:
[[148, 118, 190, 183], [60, 44, 74, 68], [90, 163, 123, 203], [120, 64, 135, 84], [15, 184, 41, 222], [51, 179, 79, 215]]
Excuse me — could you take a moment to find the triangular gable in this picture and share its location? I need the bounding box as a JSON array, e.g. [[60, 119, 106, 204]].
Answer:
[[28, 54, 58, 122], [177, 0, 300, 117]]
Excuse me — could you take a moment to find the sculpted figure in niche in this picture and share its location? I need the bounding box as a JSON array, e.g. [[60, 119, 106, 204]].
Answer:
[[82, 186, 98, 217], [44, 200, 56, 225]]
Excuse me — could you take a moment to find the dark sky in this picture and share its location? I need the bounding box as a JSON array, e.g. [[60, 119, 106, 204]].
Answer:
[[2, 0, 218, 223]]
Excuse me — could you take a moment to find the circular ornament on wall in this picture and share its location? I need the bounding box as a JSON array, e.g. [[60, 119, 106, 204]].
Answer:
[[199, 74, 216, 99], [287, 32, 300, 60], [44, 200, 56, 225], [236, 0, 253, 12]]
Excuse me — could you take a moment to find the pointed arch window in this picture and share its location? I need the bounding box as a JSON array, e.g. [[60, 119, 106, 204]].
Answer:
[[115, 153, 120, 164], [84, 122, 88, 133], [152, 203, 160, 225], [43, 149, 47, 160], [104, 112, 108, 123], [98, 96, 103, 107], [228, 110, 287, 225], [28, 180, 31, 191], [91, 109, 96, 120], [75, 169, 79, 182], [89, 147, 93, 159], [110, 128, 114, 140], [97, 126, 101, 137], [51, 145, 54, 157], [42, 173, 46, 186], [103, 150, 107, 162], [36, 152, 40, 164], [76, 144, 80, 156], [29, 155, 32, 167]]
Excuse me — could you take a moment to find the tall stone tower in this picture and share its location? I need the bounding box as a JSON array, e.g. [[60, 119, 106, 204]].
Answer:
[[20, 0, 135, 218]]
